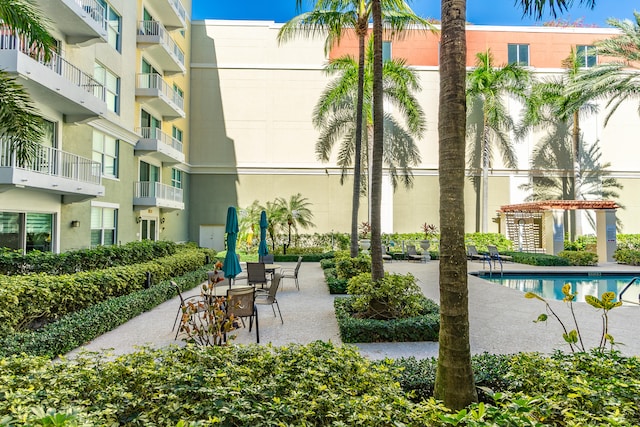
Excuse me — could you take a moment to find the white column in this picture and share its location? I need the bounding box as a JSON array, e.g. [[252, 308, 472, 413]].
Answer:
[[544, 209, 564, 255], [596, 209, 617, 263]]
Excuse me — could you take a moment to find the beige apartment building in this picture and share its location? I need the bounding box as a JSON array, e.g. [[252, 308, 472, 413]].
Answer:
[[3, 5, 640, 254], [190, 19, 640, 250], [0, 0, 190, 253]]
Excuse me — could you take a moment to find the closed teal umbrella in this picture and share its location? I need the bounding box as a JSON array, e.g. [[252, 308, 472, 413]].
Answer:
[[223, 206, 242, 287], [258, 210, 269, 258]]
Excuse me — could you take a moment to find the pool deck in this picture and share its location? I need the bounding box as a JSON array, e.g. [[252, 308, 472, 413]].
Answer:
[[67, 259, 640, 361]]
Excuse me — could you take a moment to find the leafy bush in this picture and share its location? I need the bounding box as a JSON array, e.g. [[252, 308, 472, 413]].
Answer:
[[465, 233, 513, 252], [558, 250, 598, 266], [347, 272, 423, 319], [564, 234, 597, 251], [334, 296, 439, 343], [506, 252, 571, 266], [0, 240, 182, 275], [613, 248, 640, 265], [319, 258, 335, 269], [0, 267, 210, 358], [0, 248, 209, 336], [617, 234, 640, 250], [335, 251, 371, 280], [322, 267, 348, 294]]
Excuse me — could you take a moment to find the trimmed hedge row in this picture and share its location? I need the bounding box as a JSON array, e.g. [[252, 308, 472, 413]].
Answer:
[[506, 251, 571, 266], [0, 267, 209, 358], [0, 240, 178, 275], [334, 296, 440, 343], [558, 250, 599, 266], [614, 248, 640, 265], [0, 248, 209, 337]]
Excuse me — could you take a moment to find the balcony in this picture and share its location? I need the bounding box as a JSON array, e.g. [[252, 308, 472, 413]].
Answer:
[[33, 0, 107, 45], [0, 31, 107, 123], [135, 127, 185, 164], [137, 21, 186, 75], [154, 0, 187, 30], [135, 73, 185, 120], [133, 181, 184, 211], [0, 139, 104, 203]]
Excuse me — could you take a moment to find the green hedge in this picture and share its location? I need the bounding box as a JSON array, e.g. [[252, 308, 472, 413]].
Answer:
[[614, 248, 640, 265], [506, 251, 571, 266], [0, 266, 210, 358], [0, 248, 209, 337], [0, 240, 180, 275], [334, 296, 439, 343], [273, 252, 334, 262], [558, 250, 599, 266]]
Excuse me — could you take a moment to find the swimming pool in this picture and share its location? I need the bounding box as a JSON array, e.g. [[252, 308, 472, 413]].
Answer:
[[472, 272, 640, 303]]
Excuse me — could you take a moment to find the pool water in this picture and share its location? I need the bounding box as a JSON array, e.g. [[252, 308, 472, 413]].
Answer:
[[478, 274, 640, 303]]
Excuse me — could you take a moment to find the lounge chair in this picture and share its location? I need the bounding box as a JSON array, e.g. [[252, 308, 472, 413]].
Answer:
[[487, 245, 513, 266], [405, 244, 425, 262], [382, 244, 393, 262], [467, 245, 487, 262]]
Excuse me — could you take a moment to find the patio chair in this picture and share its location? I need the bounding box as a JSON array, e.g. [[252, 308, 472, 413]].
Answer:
[[281, 256, 302, 290], [405, 244, 424, 262], [259, 254, 274, 264], [256, 272, 283, 324], [487, 245, 513, 267], [246, 262, 268, 289], [467, 245, 488, 262], [170, 281, 205, 340], [226, 286, 259, 343]]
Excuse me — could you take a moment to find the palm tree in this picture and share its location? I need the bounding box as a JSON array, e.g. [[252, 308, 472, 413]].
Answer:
[[0, 0, 56, 163], [435, 0, 596, 411], [466, 50, 532, 233], [274, 193, 316, 251], [519, 49, 599, 239], [313, 37, 424, 193], [279, 0, 433, 258]]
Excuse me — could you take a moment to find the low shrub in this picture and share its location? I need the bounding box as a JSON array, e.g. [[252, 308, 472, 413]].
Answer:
[[613, 248, 640, 265], [347, 272, 423, 319], [319, 258, 335, 270], [334, 296, 439, 343], [558, 250, 598, 266], [465, 233, 513, 252], [335, 251, 371, 280], [322, 267, 348, 294], [617, 234, 640, 250], [506, 252, 571, 266], [0, 267, 210, 358], [273, 252, 333, 262]]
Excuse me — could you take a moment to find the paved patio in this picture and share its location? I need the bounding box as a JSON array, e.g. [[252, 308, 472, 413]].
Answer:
[[67, 259, 640, 360]]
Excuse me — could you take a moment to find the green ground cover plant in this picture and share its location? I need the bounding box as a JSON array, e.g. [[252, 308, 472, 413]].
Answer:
[[558, 250, 599, 266], [1, 344, 638, 426]]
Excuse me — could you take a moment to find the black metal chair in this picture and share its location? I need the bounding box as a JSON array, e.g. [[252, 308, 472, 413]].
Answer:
[[246, 262, 268, 289], [226, 286, 259, 343], [256, 273, 283, 324], [280, 256, 302, 290]]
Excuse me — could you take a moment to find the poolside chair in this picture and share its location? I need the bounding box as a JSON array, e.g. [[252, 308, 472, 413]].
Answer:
[[256, 273, 283, 324], [226, 286, 259, 343], [280, 256, 302, 290], [382, 244, 393, 262], [467, 245, 487, 262], [259, 254, 275, 264], [405, 245, 424, 262], [487, 245, 513, 266]]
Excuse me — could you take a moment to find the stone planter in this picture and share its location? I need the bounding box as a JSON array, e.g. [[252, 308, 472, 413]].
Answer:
[[359, 239, 371, 251]]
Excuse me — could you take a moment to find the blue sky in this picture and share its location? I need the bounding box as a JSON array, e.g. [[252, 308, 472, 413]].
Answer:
[[192, 1, 636, 27]]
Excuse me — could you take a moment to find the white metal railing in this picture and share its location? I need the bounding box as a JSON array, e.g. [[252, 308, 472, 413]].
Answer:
[[136, 127, 183, 153], [0, 27, 106, 102], [136, 73, 184, 111], [73, 0, 107, 30], [169, 0, 187, 25], [137, 20, 185, 68], [0, 139, 102, 185], [134, 181, 183, 203]]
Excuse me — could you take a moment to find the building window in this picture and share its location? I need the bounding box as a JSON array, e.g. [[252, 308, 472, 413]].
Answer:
[[508, 43, 529, 66], [92, 130, 119, 178], [173, 83, 184, 99], [97, 0, 121, 51], [576, 45, 597, 67], [171, 168, 182, 189], [94, 62, 120, 113], [91, 207, 117, 247], [382, 41, 392, 61], [0, 211, 54, 253], [172, 126, 183, 142]]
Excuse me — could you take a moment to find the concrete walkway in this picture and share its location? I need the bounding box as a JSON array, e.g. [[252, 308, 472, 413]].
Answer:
[[67, 259, 640, 360]]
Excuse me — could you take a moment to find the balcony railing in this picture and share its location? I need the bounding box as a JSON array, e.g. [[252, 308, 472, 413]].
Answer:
[[74, 0, 107, 31], [0, 139, 102, 185], [136, 73, 184, 111], [0, 28, 106, 102], [137, 20, 185, 69], [137, 127, 183, 153], [134, 181, 183, 203], [169, 0, 187, 26]]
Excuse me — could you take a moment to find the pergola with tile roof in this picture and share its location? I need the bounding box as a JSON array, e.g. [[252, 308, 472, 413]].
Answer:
[[498, 200, 619, 262]]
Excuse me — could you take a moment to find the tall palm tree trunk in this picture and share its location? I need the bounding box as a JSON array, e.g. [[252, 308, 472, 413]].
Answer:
[[350, 29, 368, 258], [571, 110, 582, 238], [434, 0, 478, 410], [370, 0, 384, 281]]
